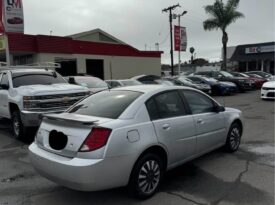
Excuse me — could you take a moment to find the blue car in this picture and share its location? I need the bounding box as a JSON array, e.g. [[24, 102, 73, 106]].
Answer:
[[187, 76, 237, 95]]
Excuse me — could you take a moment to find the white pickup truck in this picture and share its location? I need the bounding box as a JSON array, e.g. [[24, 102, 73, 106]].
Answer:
[[0, 67, 90, 138]]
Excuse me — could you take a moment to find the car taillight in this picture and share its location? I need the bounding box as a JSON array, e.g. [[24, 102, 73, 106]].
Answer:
[[79, 128, 112, 152]]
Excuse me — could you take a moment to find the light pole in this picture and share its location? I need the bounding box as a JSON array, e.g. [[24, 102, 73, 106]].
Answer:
[[173, 11, 187, 75]]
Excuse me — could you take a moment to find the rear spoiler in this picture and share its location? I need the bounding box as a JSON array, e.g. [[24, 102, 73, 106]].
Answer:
[[42, 113, 98, 125]]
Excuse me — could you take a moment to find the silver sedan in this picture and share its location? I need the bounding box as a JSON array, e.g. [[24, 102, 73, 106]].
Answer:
[[29, 85, 244, 199]]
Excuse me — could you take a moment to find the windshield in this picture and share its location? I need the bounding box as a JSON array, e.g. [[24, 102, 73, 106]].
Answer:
[[121, 80, 142, 86], [204, 77, 217, 82], [232, 73, 249, 78], [220, 71, 234, 77], [178, 77, 195, 86], [75, 77, 108, 88], [68, 90, 142, 119], [12, 72, 67, 88], [250, 72, 272, 78]]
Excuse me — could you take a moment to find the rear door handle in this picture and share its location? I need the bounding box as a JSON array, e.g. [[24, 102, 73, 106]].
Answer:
[[197, 119, 204, 124], [162, 124, 171, 130]]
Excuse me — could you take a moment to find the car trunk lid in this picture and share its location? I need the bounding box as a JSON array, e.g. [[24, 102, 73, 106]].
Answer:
[[36, 113, 113, 158]]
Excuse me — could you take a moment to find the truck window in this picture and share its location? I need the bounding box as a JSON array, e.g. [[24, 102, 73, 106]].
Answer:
[[12, 72, 67, 88]]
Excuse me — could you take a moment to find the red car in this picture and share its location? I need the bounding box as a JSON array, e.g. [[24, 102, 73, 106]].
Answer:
[[231, 72, 267, 89]]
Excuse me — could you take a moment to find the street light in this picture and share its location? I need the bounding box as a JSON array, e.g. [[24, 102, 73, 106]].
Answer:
[[173, 11, 187, 75]]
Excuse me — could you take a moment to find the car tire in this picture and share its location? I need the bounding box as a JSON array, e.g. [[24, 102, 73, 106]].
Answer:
[[225, 123, 242, 152], [11, 110, 25, 139], [128, 153, 164, 199]]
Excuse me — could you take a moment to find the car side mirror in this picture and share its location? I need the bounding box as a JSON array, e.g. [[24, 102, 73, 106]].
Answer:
[[0, 84, 9, 90], [213, 105, 225, 113]]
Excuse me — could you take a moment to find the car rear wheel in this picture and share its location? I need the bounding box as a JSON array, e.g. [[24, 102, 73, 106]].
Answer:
[[225, 123, 242, 152], [128, 153, 164, 199], [11, 110, 25, 139]]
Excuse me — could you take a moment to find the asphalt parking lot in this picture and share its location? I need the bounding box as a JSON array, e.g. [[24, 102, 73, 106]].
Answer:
[[0, 90, 274, 205]]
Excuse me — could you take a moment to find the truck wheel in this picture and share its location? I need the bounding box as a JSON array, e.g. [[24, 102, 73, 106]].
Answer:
[[11, 111, 25, 139], [128, 153, 164, 199]]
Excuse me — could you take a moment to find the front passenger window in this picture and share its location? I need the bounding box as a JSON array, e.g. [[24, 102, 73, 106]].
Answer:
[[183, 90, 215, 114]]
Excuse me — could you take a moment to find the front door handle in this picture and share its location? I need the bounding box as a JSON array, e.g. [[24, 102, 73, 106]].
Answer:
[[162, 124, 171, 130]]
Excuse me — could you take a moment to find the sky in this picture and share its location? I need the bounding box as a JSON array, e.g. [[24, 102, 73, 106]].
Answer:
[[23, 0, 274, 64]]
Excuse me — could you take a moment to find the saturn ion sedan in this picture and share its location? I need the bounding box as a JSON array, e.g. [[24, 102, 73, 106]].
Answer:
[[29, 85, 244, 199]]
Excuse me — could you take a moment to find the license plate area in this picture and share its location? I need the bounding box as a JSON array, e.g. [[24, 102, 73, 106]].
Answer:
[[48, 130, 68, 151]]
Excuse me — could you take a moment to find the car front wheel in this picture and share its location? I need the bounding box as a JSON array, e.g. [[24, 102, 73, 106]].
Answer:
[[128, 153, 164, 199]]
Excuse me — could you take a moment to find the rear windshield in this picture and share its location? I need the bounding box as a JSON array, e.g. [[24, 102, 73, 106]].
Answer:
[[75, 77, 108, 88], [12, 72, 66, 88], [68, 90, 142, 119], [121, 80, 141, 86]]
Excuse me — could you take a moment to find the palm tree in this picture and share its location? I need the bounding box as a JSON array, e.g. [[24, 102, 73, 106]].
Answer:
[[203, 0, 244, 70]]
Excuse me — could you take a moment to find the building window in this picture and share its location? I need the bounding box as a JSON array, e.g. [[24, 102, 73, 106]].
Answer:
[[13, 55, 34, 65]]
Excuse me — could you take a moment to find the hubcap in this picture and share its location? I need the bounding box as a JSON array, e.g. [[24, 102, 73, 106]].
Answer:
[[230, 127, 240, 150], [138, 160, 160, 194], [13, 118, 20, 136]]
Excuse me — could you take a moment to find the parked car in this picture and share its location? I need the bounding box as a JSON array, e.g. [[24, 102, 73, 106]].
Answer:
[[0, 68, 89, 138], [29, 85, 243, 198], [245, 71, 274, 81], [261, 81, 275, 100], [175, 76, 212, 94], [131, 75, 161, 84], [229, 72, 259, 89], [66, 76, 109, 93], [233, 73, 267, 89], [154, 79, 175, 86], [187, 76, 237, 95], [105, 79, 142, 88], [195, 71, 252, 92]]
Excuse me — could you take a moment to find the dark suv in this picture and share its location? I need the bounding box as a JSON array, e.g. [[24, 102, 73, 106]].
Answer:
[[195, 71, 252, 92]]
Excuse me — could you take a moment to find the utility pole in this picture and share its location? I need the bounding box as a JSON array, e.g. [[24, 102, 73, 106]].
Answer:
[[173, 11, 187, 75], [162, 3, 180, 76]]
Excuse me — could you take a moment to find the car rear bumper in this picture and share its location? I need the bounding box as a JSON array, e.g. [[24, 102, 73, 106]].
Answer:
[[29, 143, 133, 191]]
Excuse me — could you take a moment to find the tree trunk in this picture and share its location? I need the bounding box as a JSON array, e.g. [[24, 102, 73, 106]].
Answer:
[[222, 31, 228, 71]]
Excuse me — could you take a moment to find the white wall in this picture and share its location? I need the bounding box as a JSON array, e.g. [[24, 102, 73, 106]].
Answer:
[[35, 53, 161, 79]]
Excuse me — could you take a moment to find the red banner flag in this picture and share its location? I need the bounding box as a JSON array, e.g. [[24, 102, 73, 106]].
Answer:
[[174, 25, 181, 51]]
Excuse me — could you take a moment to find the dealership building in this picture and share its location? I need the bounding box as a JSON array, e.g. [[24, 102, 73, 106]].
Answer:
[[228, 42, 275, 74], [0, 29, 162, 79]]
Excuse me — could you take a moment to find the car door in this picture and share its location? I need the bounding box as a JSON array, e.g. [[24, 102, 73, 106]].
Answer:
[[181, 90, 226, 154], [0, 73, 10, 118], [146, 90, 196, 165]]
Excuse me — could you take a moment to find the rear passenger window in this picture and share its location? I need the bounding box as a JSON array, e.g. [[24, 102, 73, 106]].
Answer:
[[146, 98, 160, 120], [182, 90, 215, 114], [146, 91, 186, 120]]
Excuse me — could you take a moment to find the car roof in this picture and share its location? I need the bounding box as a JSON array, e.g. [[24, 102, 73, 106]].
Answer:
[[106, 79, 136, 82], [1, 68, 53, 73], [112, 84, 193, 94], [70, 76, 101, 80]]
